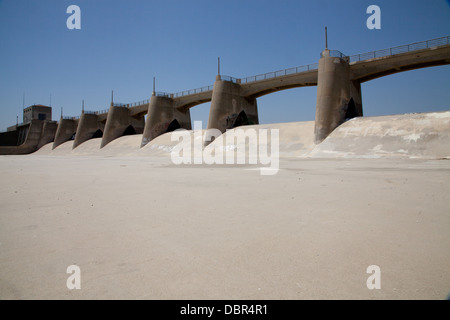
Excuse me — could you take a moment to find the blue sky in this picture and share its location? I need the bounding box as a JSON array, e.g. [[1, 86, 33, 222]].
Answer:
[[0, 0, 449, 130]]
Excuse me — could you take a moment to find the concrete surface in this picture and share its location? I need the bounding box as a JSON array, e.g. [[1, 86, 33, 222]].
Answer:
[[1, 111, 449, 300], [0, 156, 448, 300]]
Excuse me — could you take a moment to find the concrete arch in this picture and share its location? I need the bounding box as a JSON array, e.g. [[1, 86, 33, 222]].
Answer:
[[352, 45, 450, 83]]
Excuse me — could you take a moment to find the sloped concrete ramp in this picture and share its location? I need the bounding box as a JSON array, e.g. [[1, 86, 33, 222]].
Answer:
[[33, 111, 450, 159], [306, 111, 450, 159]]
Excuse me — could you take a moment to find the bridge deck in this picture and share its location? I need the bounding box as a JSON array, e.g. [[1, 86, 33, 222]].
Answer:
[[78, 36, 450, 114]]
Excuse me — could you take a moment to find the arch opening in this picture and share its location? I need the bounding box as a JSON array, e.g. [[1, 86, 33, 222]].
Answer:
[[345, 98, 359, 120], [231, 111, 251, 129], [166, 119, 181, 133], [92, 129, 103, 138], [123, 125, 136, 136]]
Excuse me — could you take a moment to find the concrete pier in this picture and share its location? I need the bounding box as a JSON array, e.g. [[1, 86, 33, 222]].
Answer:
[[37, 120, 58, 150], [53, 118, 78, 149], [206, 76, 258, 137], [314, 50, 361, 144], [101, 104, 145, 148], [73, 112, 104, 149], [141, 95, 192, 147]]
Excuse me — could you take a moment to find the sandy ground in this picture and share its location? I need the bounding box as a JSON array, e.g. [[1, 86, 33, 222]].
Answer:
[[0, 113, 449, 300]]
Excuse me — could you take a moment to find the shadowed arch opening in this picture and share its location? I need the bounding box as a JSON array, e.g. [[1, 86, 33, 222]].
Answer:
[[123, 125, 136, 136], [92, 129, 103, 138], [232, 110, 251, 128], [345, 98, 358, 120], [166, 119, 181, 133], [70, 133, 76, 140]]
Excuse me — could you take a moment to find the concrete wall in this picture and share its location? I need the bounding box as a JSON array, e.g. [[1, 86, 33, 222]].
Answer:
[[0, 120, 45, 155], [101, 105, 145, 148], [206, 77, 258, 136], [17, 125, 29, 145], [23, 105, 52, 123], [0, 130, 19, 146], [73, 112, 104, 149], [141, 95, 192, 147]]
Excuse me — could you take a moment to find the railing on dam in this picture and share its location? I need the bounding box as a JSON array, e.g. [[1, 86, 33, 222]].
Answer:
[[220, 75, 239, 83], [349, 35, 450, 63], [112, 103, 127, 107], [129, 99, 150, 107], [63, 35, 448, 117], [240, 63, 319, 84], [154, 92, 171, 98], [320, 50, 347, 59], [173, 85, 214, 98]]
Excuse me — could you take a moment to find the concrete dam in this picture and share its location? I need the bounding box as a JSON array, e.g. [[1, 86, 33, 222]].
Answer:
[[1, 35, 449, 156]]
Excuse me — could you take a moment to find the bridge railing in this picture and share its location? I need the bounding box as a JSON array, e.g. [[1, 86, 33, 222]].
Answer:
[[61, 35, 447, 115], [173, 85, 214, 98], [240, 62, 319, 84], [154, 92, 171, 98], [220, 75, 239, 83], [349, 35, 450, 63], [129, 99, 150, 107], [62, 116, 79, 120], [320, 50, 347, 59], [112, 103, 127, 107]]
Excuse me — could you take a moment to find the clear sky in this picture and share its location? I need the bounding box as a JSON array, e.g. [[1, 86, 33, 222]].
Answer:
[[0, 0, 449, 130]]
